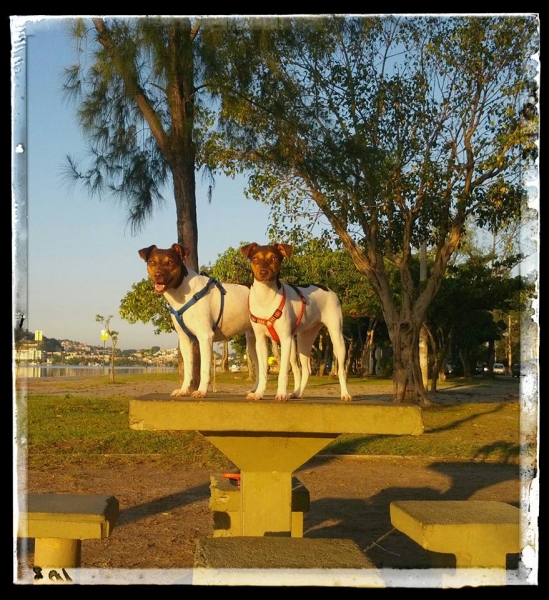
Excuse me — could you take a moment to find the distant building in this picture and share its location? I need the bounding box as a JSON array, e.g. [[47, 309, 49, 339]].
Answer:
[[15, 342, 43, 363]]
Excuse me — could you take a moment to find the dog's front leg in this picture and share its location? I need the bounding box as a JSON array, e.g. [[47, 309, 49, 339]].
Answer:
[[276, 335, 294, 402], [171, 333, 195, 396], [192, 334, 214, 398], [246, 331, 269, 401]]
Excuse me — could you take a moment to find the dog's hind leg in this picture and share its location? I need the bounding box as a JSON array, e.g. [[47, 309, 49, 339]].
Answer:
[[292, 324, 323, 399], [325, 322, 352, 402], [276, 334, 296, 402], [289, 337, 301, 397]]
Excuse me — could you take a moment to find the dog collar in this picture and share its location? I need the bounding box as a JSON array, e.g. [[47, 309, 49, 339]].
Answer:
[[249, 284, 306, 344]]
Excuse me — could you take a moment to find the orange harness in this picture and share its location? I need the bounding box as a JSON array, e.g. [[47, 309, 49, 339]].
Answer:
[[249, 285, 306, 344]]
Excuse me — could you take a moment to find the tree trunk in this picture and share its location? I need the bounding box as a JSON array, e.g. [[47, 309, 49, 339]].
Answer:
[[172, 154, 200, 387], [110, 344, 116, 383], [486, 339, 496, 376], [506, 314, 513, 375], [419, 324, 429, 386], [317, 330, 327, 376], [221, 340, 229, 373], [389, 319, 432, 405], [177, 344, 184, 386], [345, 338, 355, 379], [361, 321, 376, 377], [247, 357, 255, 382], [425, 324, 443, 392]]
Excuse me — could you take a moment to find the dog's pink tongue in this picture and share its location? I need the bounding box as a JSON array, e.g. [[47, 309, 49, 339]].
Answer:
[[154, 283, 166, 294]]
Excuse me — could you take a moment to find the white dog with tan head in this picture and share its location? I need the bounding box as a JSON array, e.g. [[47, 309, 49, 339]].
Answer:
[[240, 242, 352, 402], [139, 243, 258, 398]]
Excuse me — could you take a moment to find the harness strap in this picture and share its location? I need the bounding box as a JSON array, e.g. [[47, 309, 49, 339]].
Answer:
[[168, 276, 226, 344], [249, 284, 306, 344], [289, 284, 307, 332]]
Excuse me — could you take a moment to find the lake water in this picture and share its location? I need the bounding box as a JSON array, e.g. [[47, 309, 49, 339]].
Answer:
[[14, 365, 177, 379]]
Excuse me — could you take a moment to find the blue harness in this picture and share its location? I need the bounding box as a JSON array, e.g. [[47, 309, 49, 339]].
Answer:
[[168, 275, 226, 344]]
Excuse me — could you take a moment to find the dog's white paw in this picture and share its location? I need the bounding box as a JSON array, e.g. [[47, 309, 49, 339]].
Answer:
[[171, 388, 190, 397], [191, 390, 207, 398], [246, 392, 263, 401], [289, 391, 301, 399], [341, 394, 353, 402], [275, 393, 290, 402]]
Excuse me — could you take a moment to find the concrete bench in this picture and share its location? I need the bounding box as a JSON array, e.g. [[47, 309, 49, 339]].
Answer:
[[209, 473, 310, 537], [390, 500, 523, 569], [17, 493, 119, 568], [193, 537, 382, 585]]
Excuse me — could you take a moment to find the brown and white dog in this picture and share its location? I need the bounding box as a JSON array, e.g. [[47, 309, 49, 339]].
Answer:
[[240, 242, 352, 402], [139, 243, 258, 398]]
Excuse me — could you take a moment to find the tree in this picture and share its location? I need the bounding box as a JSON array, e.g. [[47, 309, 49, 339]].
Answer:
[[95, 314, 119, 382], [425, 258, 532, 387], [202, 15, 539, 404], [62, 18, 204, 268], [62, 17, 218, 386]]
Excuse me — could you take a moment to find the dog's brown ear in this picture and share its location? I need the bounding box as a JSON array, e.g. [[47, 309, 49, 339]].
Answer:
[[276, 244, 294, 260], [240, 243, 259, 260], [138, 245, 157, 261], [172, 244, 190, 260]]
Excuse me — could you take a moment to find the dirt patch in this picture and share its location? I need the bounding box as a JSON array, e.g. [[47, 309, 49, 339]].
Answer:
[[15, 376, 533, 584]]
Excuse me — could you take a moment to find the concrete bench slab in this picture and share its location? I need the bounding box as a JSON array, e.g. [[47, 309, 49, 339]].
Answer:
[[193, 537, 384, 586], [17, 493, 119, 568], [390, 500, 522, 569], [194, 536, 375, 569]]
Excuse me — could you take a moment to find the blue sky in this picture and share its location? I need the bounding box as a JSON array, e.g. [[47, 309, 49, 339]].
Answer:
[[12, 16, 273, 350]]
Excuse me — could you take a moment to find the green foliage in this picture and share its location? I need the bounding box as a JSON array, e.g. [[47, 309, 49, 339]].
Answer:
[[119, 278, 173, 334], [206, 16, 538, 250], [14, 329, 64, 352], [424, 256, 534, 374], [290, 239, 383, 319], [62, 19, 174, 232], [203, 244, 254, 285]]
